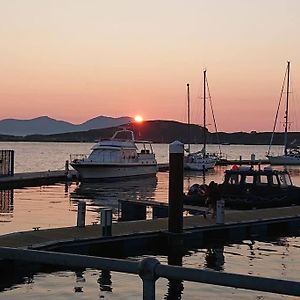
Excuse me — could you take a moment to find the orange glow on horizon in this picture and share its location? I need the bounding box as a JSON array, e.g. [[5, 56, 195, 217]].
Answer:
[[134, 115, 143, 123]]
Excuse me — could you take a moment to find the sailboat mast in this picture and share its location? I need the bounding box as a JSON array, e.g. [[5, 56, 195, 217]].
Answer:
[[187, 83, 191, 154], [203, 69, 207, 155], [284, 61, 290, 155]]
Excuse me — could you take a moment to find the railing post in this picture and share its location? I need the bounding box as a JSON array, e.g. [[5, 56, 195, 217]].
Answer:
[[138, 257, 160, 300], [77, 201, 86, 227], [10, 150, 14, 176], [168, 141, 184, 234], [101, 208, 112, 236]]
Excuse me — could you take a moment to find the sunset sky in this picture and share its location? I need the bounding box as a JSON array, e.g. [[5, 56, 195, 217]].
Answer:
[[1, 0, 300, 132]]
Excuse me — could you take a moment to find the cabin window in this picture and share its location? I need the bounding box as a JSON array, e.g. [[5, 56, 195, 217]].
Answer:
[[278, 174, 292, 187], [258, 175, 268, 185], [285, 175, 292, 186], [245, 176, 254, 184], [229, 174, 240, 184], [272, 175, 280, 186]]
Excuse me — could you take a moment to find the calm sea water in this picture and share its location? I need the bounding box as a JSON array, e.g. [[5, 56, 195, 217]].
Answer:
[[0, 142, 299, 299]]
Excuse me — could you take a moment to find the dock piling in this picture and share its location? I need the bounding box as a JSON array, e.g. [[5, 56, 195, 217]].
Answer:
[[168, 141, 184, 234], [77, 201, 86, 227]]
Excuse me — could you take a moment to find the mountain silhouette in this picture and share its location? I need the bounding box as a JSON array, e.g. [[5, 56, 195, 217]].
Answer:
[[0, 116, 132, 136]]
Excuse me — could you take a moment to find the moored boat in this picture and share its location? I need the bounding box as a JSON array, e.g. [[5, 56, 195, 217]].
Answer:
[[70, 128, 157, 181], [184, 165, 300, 209], [184, 70, 219, 171], [267, 61, 300, 165]]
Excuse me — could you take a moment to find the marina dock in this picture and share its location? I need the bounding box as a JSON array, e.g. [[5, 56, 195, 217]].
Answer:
[[0, 144, 299, 299], [0, 170, 77, 189], [0, 206, 299, 249]]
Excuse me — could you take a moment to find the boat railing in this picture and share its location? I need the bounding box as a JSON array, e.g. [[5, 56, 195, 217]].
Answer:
[[70, 154, 88, 162]]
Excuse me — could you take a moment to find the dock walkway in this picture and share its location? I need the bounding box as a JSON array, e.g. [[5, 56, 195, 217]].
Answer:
[[0, 170, 76, 189], [1, 206, 300, 249]]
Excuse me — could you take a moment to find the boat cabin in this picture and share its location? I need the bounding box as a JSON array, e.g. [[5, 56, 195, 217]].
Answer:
[[223, 166, 293, 188], [86, 129, 155, 163]]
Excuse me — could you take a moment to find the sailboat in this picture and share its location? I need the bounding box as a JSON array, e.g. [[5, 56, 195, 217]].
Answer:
[[267, 61, 300, 165], [184, 70, 217, 171]]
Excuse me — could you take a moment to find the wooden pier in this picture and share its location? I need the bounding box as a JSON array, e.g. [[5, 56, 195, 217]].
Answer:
[[0, 206, 299, 249], [0, 170, 77, 189]]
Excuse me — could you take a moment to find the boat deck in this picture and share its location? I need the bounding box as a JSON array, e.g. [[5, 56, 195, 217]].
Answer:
[[1, 206, 300, 249]]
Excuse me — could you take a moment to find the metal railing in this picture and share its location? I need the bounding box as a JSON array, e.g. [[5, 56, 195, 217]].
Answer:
[[0, 247, 299, 300]]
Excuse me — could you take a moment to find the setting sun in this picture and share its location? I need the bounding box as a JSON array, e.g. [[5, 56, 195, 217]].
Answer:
[[134, 115, 143, 123]]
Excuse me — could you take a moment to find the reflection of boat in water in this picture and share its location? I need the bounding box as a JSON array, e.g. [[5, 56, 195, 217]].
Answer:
[[0, 189, 14, 214], [70, 128, 157, 181], [70, 176, 158, 207], [184, 166, 300, 209]]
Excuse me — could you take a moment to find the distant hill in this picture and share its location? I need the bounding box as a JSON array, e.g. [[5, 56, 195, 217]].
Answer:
[[0, 119, 300, 145], [0, 116, 132, 136], [26, 120, 208, 143]]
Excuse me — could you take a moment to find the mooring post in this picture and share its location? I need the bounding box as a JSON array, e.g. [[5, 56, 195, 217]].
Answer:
[[138, 257, 160, 300], [216, 199, 225, 224], [168, 141, 184, 234], [65, 160, 69, 173], [65, 160, 73, 181], [77, 201, 86, 227], [101, 208, 112, 236]]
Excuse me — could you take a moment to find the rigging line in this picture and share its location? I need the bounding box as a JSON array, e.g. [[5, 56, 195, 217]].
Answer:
[[205, 76, 222, 157], [267, 65, 288, 156], [289, 76, 298, 133]]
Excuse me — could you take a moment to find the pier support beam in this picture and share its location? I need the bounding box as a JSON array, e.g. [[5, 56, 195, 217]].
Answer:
[[168, 141, 184, 234]]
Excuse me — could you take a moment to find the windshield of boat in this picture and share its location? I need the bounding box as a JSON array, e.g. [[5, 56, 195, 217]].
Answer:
[[278, 173, 292, 187], [112, 130, 134, 141]]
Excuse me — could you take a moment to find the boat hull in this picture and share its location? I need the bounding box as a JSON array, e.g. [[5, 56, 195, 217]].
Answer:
[[184, 160, 216, 171], [268, 155, 300, 165], [71, 163, 157, 181]]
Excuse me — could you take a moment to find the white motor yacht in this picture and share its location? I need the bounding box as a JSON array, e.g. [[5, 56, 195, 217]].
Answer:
[[71, 129, 157, 180]]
